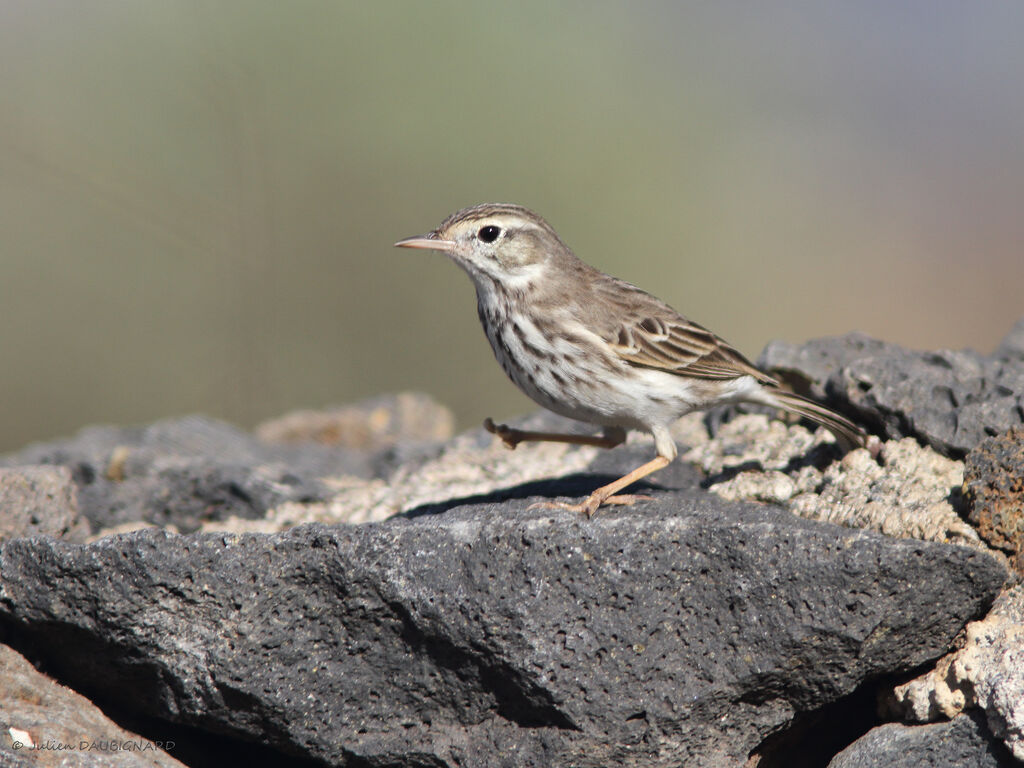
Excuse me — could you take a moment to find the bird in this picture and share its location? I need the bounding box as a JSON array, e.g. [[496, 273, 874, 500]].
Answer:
[[395, 203, 866, 517]]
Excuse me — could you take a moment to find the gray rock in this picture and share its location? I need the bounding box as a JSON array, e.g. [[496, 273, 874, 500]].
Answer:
[[0, 496, 1006, 767], [828, 712, 1016, 768], [0, 643, 186, 768], [0, 466, 88, 543], [758, 322, 1024, 458], [0, 748, 33, 768], [0, 414, 393, 534]]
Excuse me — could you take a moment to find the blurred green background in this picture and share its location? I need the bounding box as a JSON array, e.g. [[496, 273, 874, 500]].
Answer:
[[2, 2, 1022, 452]]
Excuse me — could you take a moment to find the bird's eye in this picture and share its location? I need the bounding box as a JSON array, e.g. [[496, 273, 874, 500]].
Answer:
[[478, 225, 501, 243]]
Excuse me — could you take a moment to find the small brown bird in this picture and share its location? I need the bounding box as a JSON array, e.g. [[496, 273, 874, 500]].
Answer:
[[396, 204, 865, 517]]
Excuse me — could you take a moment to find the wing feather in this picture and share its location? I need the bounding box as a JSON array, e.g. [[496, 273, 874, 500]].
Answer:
[[611, 317, 776, 385], [588, 271, 777, 385]]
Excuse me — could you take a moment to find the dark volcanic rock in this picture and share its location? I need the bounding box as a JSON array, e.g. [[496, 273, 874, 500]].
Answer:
[[964, 427, 1024, 573], [0, 415, 390, 534], [0, 497, 1007, 767], [828, 711, 1017, 768], [759, 320, 1024, 458]]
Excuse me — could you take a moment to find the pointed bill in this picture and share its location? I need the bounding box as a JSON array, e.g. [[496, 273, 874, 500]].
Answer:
[[394, 233, 457, 252]]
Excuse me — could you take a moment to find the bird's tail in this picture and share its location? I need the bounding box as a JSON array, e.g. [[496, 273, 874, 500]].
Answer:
[[765, 390, 866, 451]]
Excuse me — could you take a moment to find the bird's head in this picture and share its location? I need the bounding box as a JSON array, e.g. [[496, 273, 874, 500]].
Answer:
[[394, 203, 572, 287]]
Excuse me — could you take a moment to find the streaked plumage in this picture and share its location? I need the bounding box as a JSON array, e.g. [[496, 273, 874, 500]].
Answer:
[[396, 203, 866, 516]]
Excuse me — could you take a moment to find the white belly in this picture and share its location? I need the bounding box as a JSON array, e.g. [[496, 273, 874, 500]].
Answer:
[[480, 307, 762, 431]]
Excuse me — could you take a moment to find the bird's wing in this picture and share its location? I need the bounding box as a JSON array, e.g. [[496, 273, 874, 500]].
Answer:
[[593, 278, 776, 384], [609, 316, 775, 383]]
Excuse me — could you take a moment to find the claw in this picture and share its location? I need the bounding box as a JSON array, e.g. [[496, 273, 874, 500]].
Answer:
[[527, 493, 652, 518], [483, 417, 520, 449]]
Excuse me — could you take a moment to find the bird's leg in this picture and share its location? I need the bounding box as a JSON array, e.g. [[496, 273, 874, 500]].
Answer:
[[484, 418, 625, 450], [529, 455, 670, 517], [527, 424, 678, 517]]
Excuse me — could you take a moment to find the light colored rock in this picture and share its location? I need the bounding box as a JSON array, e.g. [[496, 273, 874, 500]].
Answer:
[[686, 416, 983, 549], [683, 414, 822, 475], [204, 424, 601, 530], [710, 470, 797, 504], [255, 392, 454, 450], [789, 438, 981, 546], [892, 585, 1024, 761], [0, 466, 88, 543], [0, 644, 186, 767], [204, 413, 712, 533]]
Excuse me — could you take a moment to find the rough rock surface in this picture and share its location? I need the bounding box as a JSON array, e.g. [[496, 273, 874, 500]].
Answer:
[[759, 321, 1024, 458], [0, 500, 1006, 768], [683, 415, 983, 552], [0, 467, 88, 543], [2, 320, 1024, 766], [827, 711, 1016, 768], [0, 394, 454, 536], [964, 427, 1024, 572], [215, 411, 609, 529], [0, 643, 185, 768], [892, 586, 1024, 762], [199, 411, 715, 533]]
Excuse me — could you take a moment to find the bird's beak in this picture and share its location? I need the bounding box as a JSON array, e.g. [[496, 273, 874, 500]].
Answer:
[[393, 233, 457, 252]]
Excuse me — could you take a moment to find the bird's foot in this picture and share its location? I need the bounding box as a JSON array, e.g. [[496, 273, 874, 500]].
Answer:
[[483, 417, 522, 449], [527, 493, 653, 518]]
